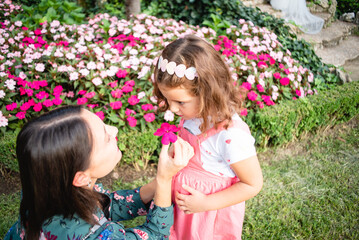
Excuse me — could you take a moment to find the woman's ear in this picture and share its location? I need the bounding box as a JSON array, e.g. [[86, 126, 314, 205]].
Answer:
[[73, 171, 90, 187]]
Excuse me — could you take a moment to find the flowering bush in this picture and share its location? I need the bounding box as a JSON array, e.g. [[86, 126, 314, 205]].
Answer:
[[0, 0, 317, 138]]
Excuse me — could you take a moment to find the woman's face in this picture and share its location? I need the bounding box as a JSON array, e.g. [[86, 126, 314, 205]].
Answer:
[[82, 109, 122, 179]]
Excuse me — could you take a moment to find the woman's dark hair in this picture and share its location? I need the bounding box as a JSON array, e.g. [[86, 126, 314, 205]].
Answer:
[[153, 35, 246, 132], [16, 105, 101, 240]]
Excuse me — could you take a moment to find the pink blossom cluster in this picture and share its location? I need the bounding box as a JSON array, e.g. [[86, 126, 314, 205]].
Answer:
[[0, 0, 317, 133]]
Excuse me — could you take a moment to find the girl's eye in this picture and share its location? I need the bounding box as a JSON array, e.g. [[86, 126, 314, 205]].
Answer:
[[178, 101, 185, 105]]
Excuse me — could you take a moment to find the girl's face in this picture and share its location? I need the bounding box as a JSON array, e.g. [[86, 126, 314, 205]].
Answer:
[[82, 109, 122, 179], [158, 84, 200, 120]]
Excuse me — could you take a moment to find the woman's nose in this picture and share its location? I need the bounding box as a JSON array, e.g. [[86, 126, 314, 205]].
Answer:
[[106, 125, 118, 138]]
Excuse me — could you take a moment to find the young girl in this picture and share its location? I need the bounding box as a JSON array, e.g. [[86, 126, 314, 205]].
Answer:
[[153, 35, 263, 239], [5, 105, 194, 240]]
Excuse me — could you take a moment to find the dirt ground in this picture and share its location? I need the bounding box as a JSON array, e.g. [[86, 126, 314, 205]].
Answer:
[[1, 116, 358, 195]]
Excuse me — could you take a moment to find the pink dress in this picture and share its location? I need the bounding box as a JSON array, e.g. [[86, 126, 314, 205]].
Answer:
[[170, 119, 248, 240]]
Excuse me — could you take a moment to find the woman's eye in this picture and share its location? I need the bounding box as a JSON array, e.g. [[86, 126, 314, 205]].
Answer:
[[178, 102, 185, 105]]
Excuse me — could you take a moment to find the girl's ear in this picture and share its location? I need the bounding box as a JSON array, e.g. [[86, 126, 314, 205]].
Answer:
[[73, 171, 90, 187]]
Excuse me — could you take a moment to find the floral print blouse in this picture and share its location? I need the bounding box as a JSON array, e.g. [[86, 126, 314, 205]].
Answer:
[[5, 184, 173, 240]]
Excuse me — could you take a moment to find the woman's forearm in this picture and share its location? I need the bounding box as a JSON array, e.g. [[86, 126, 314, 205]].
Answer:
[[139, 179, 156, 204], [153, 177, 172, 207]]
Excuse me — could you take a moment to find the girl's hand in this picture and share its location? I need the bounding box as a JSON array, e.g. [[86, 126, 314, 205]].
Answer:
[[156, 137, 194, 182], [175, 184, 208, 214]]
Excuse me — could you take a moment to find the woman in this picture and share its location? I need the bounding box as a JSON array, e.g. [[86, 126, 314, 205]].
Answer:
[[5, 105, 194, 240]]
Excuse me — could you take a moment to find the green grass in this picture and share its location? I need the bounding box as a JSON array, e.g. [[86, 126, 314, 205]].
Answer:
[[1, 118, 358, 239], [243, 119, 359, 239], [0, 192, 21, 237]]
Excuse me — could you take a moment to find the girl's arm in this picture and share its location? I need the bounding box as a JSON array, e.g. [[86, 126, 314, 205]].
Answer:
[[176, 155, 263, 214]]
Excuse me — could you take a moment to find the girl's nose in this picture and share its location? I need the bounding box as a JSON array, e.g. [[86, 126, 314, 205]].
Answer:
[[169, 102, 179, 113]]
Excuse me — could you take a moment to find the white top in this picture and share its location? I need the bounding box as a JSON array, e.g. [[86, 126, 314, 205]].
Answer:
[[183, 114, 257, 177]]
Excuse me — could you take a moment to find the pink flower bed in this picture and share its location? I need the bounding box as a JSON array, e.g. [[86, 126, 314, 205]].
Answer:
[[0, 0, 317, 133]]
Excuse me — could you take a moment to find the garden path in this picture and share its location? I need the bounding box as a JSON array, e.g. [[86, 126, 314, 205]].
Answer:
[[242, 0, 359, 81]]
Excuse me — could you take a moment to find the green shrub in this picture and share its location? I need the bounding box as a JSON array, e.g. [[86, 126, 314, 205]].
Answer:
[[336, 0, 359, 16], [13, 0, 86, 28], [117, 125, 161, 171], [250, 81, 359, 149], [0, 131, 18, 173]]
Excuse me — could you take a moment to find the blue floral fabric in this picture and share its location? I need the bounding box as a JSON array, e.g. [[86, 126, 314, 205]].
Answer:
[[5, 184, 173, 240]]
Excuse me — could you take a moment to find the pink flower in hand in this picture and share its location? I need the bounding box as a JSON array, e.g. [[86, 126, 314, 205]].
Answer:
[[154, 123, 180, 145]]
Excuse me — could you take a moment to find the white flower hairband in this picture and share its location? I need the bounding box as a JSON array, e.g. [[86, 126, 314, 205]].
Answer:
[[157, 56, 197, 80]]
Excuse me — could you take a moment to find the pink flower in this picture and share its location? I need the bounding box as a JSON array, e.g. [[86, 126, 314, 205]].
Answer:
[[144, 113, 155, 122], [52, 97, 62, 105], [256, 101, 264, 109], [256, 84, 264, 92], [154, 123, 180, 145], [43, 99, 53, 107], [122, 85, 133, 93], [35, 91, 48, 100], [128, 95, 139, 105], [125, 108, 136, 116], [241, 82, 252, 90], [53, 85, 63, 96], [296, 89, 301, 97], [240, 108, 248, 116], [95, 111, 105, 120], [108, 81, 118, 88], [141, 104, 153, 111], [84, 92, 96, 98], [116, 69, 128, 78], [34, 28, 42, 35], [78, 90, 87, 95], [125, 80, 135, 87], [20, 102, 31, 111], [111, 89, 123, 98], [110, 101, 122, 110], [16, 111, 26, 119], [127, 116, 137, 127], [247, 91, 258, 101], [280, 77, 290, 86], [6, 102, 17, 111], [33, 102, 42, 112], [77, 97, 88, 105], [273, 72, 281, 79]]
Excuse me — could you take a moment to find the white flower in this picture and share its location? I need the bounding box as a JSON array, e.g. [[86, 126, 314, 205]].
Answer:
[[0, 90, 5, 98], [137, 91, 146, 99], [14, 21, 22, 27], [69, 72, 79, 81], [79, 69, 90, 76], [92, 77, 102, 86], [66, 52, 76, 60], [0, 111, 8, 127], [164, 110, 174, 122], [35, 63, 45, 72], [50, 20, 60, 28], [5, 79, 16, 90], [87, 61, 97, 70], [247, 75, 255, 84], [108, 28, 116, 36], [150, 96, 157, 103]]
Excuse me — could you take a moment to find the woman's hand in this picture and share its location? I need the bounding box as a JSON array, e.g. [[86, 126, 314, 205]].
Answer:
[[175, 185, 208, 214], [156, 137, 194, 182], [154, 137, 194, 207]]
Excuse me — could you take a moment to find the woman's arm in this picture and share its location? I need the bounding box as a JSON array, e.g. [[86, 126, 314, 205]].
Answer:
[[176, 155, 263, 214]]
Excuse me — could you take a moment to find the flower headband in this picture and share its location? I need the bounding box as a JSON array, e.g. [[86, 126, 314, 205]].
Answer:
[[157, 56, 197, 80]]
